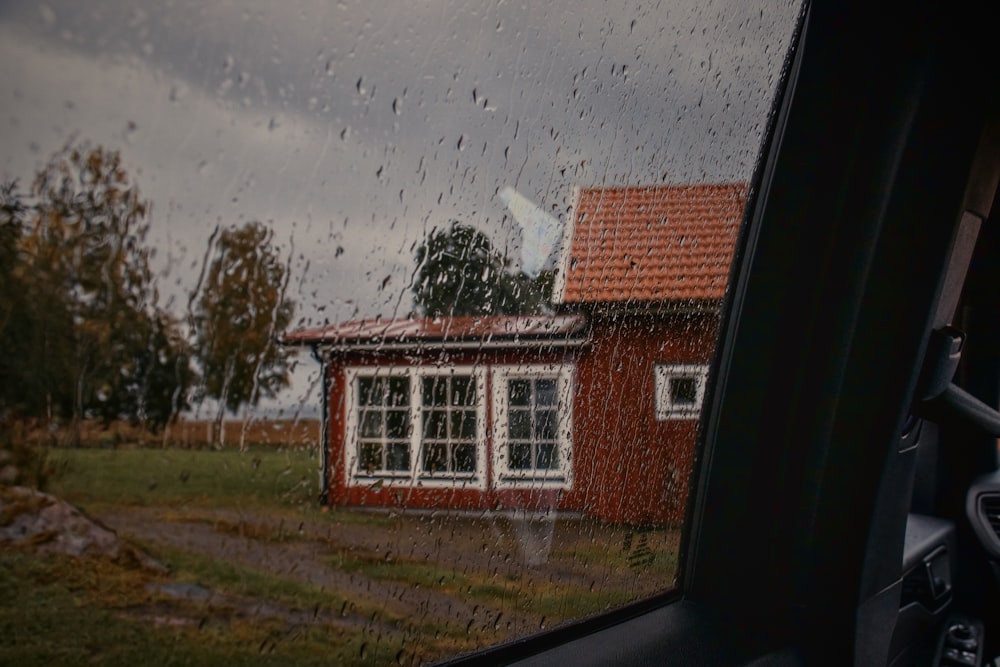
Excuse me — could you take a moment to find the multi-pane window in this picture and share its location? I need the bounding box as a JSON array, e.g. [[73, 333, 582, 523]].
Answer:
[[492, 365, 573, 488], [347, 368, 485, 485], [654, 364, 709, 420], [356, 375, 411, 474], [506, 378, 559, 471], [421, 375, 478, 475]]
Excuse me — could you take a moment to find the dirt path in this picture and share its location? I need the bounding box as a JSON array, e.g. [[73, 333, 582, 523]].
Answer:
[[95, 505, 678, 647], [97, 507, 542, 641]]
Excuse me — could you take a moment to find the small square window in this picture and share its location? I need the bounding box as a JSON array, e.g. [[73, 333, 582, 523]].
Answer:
[[670, 377, 698, 405], [654, 364, 708, 420]]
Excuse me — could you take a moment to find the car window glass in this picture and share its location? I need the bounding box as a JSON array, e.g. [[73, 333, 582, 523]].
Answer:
[[0, 1, 800, 663]]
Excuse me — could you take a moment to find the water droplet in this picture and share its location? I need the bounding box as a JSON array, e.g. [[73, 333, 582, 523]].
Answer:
[[123, 120, 138, 144], [39, 5, 56, 26], [169, 83, 187, 103]]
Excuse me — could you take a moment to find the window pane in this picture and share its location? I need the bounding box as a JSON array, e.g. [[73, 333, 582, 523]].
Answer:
[[509, 443, 532, 470], [537, 443, 557, 470], [422, 376, 435, 406], [535, 379, 558, 406], [508, 379, 531, 406], [386, 410, 409, 439], [359, 410, 382, 439], [509, 409, 531, 440], [422, 410, 447, 440], [670, 377, 698, 405], [457, 410, 477, 440], [388, 376, 410, 407], [535, 409, 557, 441], [422, 443, 447, 473], [386, 443, 410, 471], [453, 443, 476, 473], [425, 376, 447, 407], [452, 376, 474, 406], [358, 377, 377, 406], [359, 443, 382, 472], [445, 410, 459, 440]]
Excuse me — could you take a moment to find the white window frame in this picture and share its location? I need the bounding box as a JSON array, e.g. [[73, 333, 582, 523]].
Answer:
[[654, 364, 709, 420], [344, 366, 487, 489], [491, 364, 574, 490]]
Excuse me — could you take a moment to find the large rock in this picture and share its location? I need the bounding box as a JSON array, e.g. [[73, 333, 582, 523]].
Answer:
[[0, 486, 162, 570]]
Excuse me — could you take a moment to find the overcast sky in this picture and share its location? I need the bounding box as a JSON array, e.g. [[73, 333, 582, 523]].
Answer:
[[0, 0, 799, 414]]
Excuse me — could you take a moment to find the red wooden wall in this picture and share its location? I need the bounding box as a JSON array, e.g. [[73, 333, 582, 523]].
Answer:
[[322, 312, 719, 525]]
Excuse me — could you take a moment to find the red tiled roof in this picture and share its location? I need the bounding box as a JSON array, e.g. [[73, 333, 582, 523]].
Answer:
[[557, 184, 748, 304], [282, 313, 588, 347]]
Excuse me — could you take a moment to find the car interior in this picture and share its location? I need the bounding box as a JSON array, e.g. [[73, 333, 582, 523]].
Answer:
[[441, 2, 1000, 665]]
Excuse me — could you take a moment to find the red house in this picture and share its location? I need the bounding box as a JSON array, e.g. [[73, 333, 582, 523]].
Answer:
[[284, 183, 747, 524]]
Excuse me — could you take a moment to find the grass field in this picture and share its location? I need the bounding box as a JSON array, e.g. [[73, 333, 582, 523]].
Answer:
[[0, 550, 414, 667], [3, 445, 680, 665], [47, 446, 320, 509]]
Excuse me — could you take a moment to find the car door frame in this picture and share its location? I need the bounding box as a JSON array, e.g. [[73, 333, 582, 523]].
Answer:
[[442, 2, 998, 664]]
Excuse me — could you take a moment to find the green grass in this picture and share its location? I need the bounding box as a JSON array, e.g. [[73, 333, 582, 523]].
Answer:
[[46, 447, 319, 509], [331, 550, 659, 624], [0, 549, 415, 667], [15, 445, 681, 663], [549, 536, 680, 585], [148, 540, 403, 626]]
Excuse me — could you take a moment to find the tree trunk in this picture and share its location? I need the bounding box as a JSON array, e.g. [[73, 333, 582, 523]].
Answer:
[[212, 399, 225, 449], [238, 407, 249, 453], [72, 362, 86, 448]]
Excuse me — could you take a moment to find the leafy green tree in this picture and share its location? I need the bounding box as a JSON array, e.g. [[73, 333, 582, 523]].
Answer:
[[412, 222, 553, 317], [1, 144, 194, 435], [191, 221, 295, 445], [0, 181, 31, 419], [100, 310, 195, 433], [502, 268, 555, 316], [29, 143, 156, 437]]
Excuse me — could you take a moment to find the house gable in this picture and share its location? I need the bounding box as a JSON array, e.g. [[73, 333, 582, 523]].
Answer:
[[280, 183, 748, 523]]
